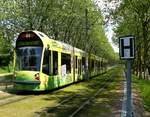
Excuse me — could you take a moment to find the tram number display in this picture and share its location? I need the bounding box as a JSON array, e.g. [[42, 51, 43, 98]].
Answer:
[[16, 40, 42, 47]]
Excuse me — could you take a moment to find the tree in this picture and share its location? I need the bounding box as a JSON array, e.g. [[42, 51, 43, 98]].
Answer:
[[110, 0, 150, 79], [0, 0, 116, 66]]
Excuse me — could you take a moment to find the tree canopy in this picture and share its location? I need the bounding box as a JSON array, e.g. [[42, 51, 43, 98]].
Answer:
[[110, 0, 150, 78], [0, 0, 117, 65]]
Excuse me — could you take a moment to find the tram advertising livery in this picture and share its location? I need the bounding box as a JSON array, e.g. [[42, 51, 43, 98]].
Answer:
[[13, 31, 107, 91]]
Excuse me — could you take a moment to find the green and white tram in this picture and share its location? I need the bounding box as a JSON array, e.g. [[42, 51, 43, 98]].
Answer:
[[13, 31, 105, 91]]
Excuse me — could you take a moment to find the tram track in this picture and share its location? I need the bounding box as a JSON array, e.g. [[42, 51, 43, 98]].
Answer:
[[0, 94, 15, 100], [69, 80, 110, 117], [0, 84, 13, 91], [39, 77, 112, 117], [0, 70, 113, 110], [0, 67, 121, 117], [0, 93, 34, 106]]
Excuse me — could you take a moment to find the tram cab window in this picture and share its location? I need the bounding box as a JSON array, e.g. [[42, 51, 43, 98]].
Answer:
[[16, 47, 42, 71], [61, 53, 71, 74], [53, 51, 58, 75], [42, 49, 50, 75]]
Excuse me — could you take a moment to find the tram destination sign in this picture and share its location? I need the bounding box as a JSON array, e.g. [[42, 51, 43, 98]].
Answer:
[[119, 36, 135, 59], [16, 40, 43, 47]]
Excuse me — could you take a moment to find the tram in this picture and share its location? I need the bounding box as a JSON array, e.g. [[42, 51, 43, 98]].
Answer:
[[13, 31, 106, 91]]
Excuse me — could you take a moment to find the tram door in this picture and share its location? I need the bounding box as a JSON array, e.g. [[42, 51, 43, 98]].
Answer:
[[82, 57, 86, 79], [75, 56, 78, 81], [52, 51, 58, 76], [75, 56, 82, 81], [78, 59, 82, 80], [42, 49, 51, 75], [51, 51, 58, 87], [42, 50, 58, 76]]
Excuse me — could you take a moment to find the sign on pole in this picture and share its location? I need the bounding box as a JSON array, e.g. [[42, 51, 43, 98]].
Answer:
[[119, 36, 135, 59], [119, 36, 135, 117]]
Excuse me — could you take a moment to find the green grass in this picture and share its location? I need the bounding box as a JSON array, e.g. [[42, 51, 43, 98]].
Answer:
[[133, 75, 150, 112], [0, 66, 13, 74], [0, 66, 124, 117]]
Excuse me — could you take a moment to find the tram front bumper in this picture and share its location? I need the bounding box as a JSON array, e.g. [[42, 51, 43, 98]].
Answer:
[[13, 80, 41, 91]]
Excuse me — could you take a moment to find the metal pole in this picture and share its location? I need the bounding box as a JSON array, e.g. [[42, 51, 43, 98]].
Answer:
[[126, 60, 132, 117], [85, 6, 89, 80]]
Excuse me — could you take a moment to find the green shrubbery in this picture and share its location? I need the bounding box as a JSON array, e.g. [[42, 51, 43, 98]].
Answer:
[[0, 54, 11, 65], [0, 54, 13, 73], [133, 75, 150, 112]]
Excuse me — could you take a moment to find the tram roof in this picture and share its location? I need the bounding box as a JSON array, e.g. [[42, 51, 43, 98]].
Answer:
[[32, 30, 86, 55], [17, 30, 102, 59]]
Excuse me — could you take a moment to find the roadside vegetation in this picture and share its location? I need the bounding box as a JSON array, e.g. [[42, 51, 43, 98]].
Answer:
[[108, 0, 150, 79], [0, 0, 119, 72], [133, 75, 150, 112], [0, 55, 13, 74], [0, 66, 12, 74], [109, 0, 150, 114]]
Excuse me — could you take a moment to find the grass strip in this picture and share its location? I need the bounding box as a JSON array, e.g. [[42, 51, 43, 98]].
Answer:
[[132, 75, 150, 112]]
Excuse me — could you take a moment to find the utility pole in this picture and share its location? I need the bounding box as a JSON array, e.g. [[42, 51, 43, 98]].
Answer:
[[85, 8, 88, 42], [85, 7, 89, 80]]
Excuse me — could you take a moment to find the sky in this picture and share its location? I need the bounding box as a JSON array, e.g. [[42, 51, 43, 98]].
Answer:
[[96, 0, 120, 52], [105, 24, 119, 53]]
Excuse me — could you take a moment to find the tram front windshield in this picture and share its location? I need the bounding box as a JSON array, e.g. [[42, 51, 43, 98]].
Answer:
[[16, 46, 42, 71]]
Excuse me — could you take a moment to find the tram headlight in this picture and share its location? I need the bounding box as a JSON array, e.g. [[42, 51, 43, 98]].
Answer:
[[35, 73, 40, 80]]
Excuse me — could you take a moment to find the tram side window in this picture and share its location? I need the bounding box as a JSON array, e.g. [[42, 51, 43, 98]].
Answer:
[[88, 58, 91, 70], [96, 60, 98, 69], [78, 59, 82, 75], [92, 59, 94, 71], [98, 61, 100, 70], [82, 57, 86, 70], [75, 56, 78, 69], [61, 53, 71, 74], [101, 60, 103, 68], [53, 51, 58, 75], [42, 49, 50, 75]]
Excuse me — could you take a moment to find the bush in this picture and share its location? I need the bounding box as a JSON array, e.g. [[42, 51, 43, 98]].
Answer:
[[0, 54, 11, 66]]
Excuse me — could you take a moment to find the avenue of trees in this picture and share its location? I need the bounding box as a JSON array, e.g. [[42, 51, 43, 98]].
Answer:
[[0, 0, 117, 67], [110, 0, 150, 79]]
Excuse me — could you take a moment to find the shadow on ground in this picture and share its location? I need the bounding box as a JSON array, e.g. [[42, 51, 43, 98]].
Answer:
[[34, 67, 124, 117]]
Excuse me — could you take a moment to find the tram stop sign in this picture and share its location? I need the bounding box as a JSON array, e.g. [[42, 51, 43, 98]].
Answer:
[[119, 36, 135, 59]]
